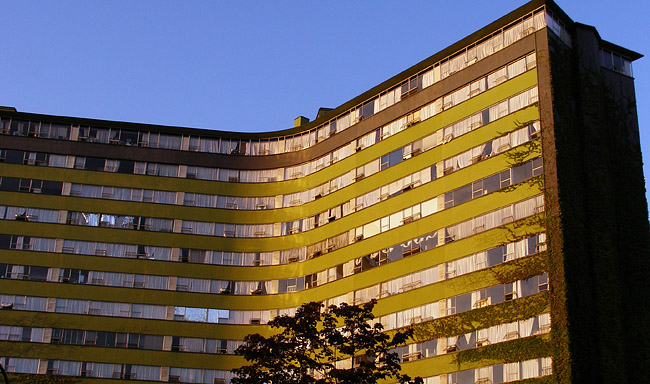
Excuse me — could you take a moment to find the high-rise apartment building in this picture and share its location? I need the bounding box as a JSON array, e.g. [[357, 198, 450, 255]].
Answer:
[[1, 0, 648, 383]]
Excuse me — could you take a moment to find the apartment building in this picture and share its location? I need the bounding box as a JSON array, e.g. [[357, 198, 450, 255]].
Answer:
[[1, 0, 648, 383]]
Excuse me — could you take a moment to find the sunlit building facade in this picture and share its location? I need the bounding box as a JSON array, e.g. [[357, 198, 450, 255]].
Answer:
[[1, 1, 648, 383]]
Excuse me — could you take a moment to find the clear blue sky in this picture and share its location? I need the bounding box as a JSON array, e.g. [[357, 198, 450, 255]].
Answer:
[[2, 0, 649, 209]]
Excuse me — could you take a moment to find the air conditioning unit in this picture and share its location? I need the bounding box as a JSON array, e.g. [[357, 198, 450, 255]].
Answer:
[[249, 318, 261, 325], [409, 316, 422, 325], [80, 370, 93, 377], [169, 375, 181, 383], [495, 75, 508, 85], [405, 182, 419, 193], [402, 246, 420, 257], [522, 26, 535, 37], [251, 288, 263, 295], [505, 331, 520, 341], [473, 298, 490, 308], [535, 323, 551, 335], [501, 215, 514, 224], [444, 343, 458, 353], [401, 88, 419, 99], [402, 351, 422, 362]]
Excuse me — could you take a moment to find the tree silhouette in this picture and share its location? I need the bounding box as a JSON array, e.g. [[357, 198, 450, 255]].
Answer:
[[232, 300, 422, 384]]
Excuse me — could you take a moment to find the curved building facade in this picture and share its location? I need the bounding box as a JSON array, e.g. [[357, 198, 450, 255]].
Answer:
[[1, 1, 648, 383]]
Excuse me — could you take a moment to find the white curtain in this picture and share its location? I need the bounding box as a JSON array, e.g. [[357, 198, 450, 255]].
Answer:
[[508, 57, 528, 79], [58, 361, 82, 376], [504, 362, 520, 382], [422, 68, 435, 89], [488, 323, 507, 344], [475, 366, 493, 383], [451, 84, 470, 106], [522, 358, 540, 379], [503, 21, 523, 47], [193, 166, 217, 180], [452, 118, 471, 138], [158, 133, 182, 150], [488, 67, 508, 88], [132, 365, 160, 381], [519, 317, 535, 337], [31, 238, 55, 252], [6, 358, 39, 373], [489, 100, 509, 121], [48, 154, 68, 167], [199, 137, 219, 153], [157, 164, 178, 177], [337, 113, 351, 132]]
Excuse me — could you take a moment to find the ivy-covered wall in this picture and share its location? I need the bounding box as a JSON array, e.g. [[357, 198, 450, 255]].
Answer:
[[546, 23, 650, 384]]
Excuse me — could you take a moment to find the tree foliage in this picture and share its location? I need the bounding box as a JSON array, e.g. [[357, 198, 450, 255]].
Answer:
[[9, 374, 79, 384], [232, 300, 422, 384]]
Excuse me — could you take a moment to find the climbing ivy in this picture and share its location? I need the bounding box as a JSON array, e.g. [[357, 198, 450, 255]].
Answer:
[[412, 292, 549, 343], [9, 374, 79, 384], [453, 335, 552, 368]]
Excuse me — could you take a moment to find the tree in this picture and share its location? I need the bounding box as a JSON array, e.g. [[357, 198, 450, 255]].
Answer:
[[232, 300, 422, 384], [10, 374, 79, 384]]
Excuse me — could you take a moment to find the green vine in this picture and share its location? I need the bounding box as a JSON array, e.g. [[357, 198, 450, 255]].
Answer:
[[505, 377, 557, 384], [412, 292, 549, 342], [453, 335, 552, 367], [502, 213, 547, 244], [490, 252, 547, 284]]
